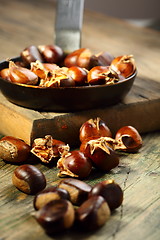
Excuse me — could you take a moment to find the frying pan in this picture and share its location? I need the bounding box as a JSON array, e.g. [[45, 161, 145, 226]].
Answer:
[[0, 0, 137, 112], [0, 57, 137, 112]]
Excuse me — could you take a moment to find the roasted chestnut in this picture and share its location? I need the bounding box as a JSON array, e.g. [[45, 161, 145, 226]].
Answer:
[[76, 195, 110, 231], [38, 45, 64, 64], [114, 126, 142, 152], [64, 48, 92, 69], [57, 150, 92, 179], [80, 137, 119, 172], [31, 135, 69, 164], [20, 45, 44, 67], [89, 179, 123, 211], [33, 186, 70, 210], [0, 136, 31, 163], [79, 117, 112, 143], [34, 199, 75, 234], [39, 67, 75, 88], [67, 66, 88, 86], [89, 51, 114, 68], [8, 61, 38, 85], [30, 60, 59, 79], [12, 164, 46, 194], [0, 68, 11, 81], [87, 66, 120, 85], [58, 178, 91, 206], [110, 55, 136, 78]]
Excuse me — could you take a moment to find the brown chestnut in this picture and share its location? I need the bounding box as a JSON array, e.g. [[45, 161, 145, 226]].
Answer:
[[80, 137, 119, 172], [58, 178, 91, 206], [0, 68, 11, 81], [20, 45, 44, 67], [64, 48, 92, 69], [33, 186, 70, 210], [12, 164, 46, 194], [76, 195, 110, 231], [0, 136, 31, 163], [8, 61, 38, 85], [57, 150, 92, 179], [67, 66, 88, 86], [114, 126, 142, 152], [31, 135, 69, 164], [34, 199, 75, 234], [89, 51, 114, 69], [87, 66, 120, 85], [110, 55, 136, 78], [38, 45, 64, 64], [89, 179, 123, 211], [79, 117, 112, 143]]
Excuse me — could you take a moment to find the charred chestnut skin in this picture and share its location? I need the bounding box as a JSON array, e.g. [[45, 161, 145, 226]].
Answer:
[[58, 178, 92, 206], [114, 126, 142, 152], [34, 199, 75, 234], [33, 186, 70, 210], [76, 195, 110, 231], [79, 117, 112, 143], [57, 150, 92, 179], [0, 136, 31, 163], [89, 180, 123, 211], [12, 164, 46, 194]]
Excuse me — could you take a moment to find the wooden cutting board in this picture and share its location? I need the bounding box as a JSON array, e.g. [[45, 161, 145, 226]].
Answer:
[[0, 75, 159, 147]]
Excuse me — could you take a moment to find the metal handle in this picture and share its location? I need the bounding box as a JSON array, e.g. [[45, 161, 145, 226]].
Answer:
[[55, 0, 84, 53]]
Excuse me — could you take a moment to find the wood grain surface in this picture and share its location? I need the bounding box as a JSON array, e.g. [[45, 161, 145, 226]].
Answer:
[[0, 0, 160, 239]]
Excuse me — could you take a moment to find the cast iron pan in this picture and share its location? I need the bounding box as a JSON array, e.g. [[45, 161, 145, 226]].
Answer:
[[0, 57, 137, 112]]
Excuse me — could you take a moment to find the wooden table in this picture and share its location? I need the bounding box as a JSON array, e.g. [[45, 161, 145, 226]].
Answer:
[[0, 0, 160, 239]]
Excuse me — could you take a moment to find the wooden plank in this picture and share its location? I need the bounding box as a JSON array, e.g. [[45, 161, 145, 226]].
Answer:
[[0, 76, 160, 146]]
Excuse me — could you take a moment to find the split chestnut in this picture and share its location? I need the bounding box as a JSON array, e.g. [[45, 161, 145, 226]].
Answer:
[[114, 126, 142, 152]]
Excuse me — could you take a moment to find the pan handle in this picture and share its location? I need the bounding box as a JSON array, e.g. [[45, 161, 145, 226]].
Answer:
[[55, 0, 85, 53]]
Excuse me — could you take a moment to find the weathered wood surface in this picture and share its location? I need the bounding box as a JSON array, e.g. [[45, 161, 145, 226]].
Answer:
[[0, 132, 160, 240], [0, 0, 160, 239]]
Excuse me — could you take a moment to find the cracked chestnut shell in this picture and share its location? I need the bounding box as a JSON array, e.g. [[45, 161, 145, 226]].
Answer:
[[34, 199, 75, 234], [87, 66, 120, 85], [76, 195, 110, 231], [89, 179, 123, 211], [0, 136, 31, 163], [110, 55, 136, 78], [12, 164, 46, 194], [57, 150, 92, 179], [31, 135, 69, 164], [80, 137, 119, 172], [33, 186, 70, 210], [114, 126, 142, 152], [58, 178, 91, 206], [79, 117, 112, 143]]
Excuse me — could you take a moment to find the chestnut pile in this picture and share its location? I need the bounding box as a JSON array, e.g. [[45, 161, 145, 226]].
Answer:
[[12, 164, 123, 234], [0, 45, 136, 87]]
